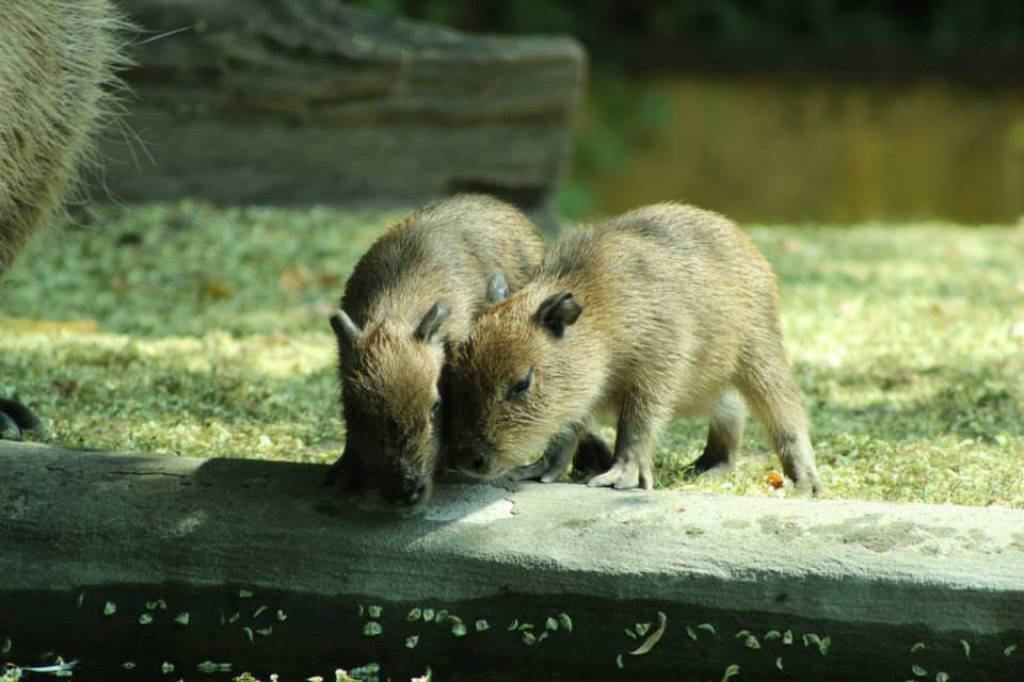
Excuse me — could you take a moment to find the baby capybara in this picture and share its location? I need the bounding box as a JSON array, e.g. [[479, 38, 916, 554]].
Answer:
[[445, 202, 823, 494], [326, 195, 544, 507]]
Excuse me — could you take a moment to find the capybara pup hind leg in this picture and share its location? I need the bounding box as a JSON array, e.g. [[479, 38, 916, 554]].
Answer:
[[735, 338, 823, 494], [686, 387, 746, 477]]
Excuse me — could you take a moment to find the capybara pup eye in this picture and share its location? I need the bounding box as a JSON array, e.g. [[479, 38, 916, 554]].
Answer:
[[506, 369, 533, 400]]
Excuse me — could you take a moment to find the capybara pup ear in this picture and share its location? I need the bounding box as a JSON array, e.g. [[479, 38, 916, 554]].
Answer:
[[487, 271, 510, 304], [414, 301, 450, 343], [330, 309, 363, 346], [536, 292, 582, 338]]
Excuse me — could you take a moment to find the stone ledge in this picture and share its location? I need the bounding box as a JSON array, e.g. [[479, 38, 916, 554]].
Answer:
[[0, 442, 1021, 680]]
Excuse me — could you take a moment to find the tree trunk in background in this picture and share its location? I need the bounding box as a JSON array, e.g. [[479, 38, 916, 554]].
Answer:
[[100, 0, 586, 220]]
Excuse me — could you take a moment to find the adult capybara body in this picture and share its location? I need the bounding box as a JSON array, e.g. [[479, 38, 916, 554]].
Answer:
[[0, 0, 126, 439], [446, 202, 823, 494], [327, 194, 545, 507], [0, 0, 125, 278]]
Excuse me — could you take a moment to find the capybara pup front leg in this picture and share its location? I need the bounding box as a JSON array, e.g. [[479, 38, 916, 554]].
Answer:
[[512, 423, 580, 483], [588, 395, 671, 491]]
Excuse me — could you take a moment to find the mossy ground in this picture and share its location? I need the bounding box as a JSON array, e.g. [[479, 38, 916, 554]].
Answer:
[[1, 201, 1021, 507]]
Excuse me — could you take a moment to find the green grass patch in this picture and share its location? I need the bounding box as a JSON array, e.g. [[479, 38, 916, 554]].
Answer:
[[1, 201, 1022, 507]]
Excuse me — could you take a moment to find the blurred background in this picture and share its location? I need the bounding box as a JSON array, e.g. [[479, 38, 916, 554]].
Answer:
[[351, 0, 1024, 223], [89, 0, 1024, 224]]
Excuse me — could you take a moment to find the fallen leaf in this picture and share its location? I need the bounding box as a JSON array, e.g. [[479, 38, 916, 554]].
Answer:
[[279, 267, 312, 293], [317, 273, 342, 288], [630, 619, 667, 656], [279, 267, 339, 293], [51, 378, 78, 396], [200, 280, 234, 299]]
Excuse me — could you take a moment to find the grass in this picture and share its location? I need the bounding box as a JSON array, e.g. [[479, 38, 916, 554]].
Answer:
[[1, 201, 1022, 507]]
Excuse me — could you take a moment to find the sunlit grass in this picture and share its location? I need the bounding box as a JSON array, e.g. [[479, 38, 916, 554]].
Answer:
[[2, 202, 1022, 507]]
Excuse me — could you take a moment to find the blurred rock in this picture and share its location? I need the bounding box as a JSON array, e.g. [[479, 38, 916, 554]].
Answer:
[[100, 0, 585, 219]]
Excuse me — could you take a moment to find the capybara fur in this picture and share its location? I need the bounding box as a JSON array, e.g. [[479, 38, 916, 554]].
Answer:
[[0, 0, 127, 279], [0, 0, 127, 440], [326, 194, 545, 508], [445, 202, 824, 494]]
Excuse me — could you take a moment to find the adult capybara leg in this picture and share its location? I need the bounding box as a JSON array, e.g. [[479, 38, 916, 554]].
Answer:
[[0, 398, 47, 441], [1, 1, 127, 441], [687, 387, 746, 478], [736, 343, 823, 495]]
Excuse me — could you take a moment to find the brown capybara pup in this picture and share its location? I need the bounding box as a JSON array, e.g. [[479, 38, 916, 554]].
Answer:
[[445, 202, 824, 494], [325, 194, 544, 508]]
